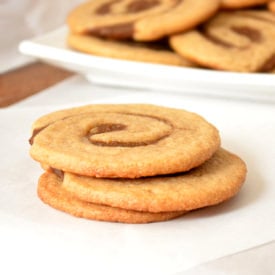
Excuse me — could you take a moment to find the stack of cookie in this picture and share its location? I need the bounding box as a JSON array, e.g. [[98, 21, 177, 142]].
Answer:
[[29, 104, 247, 223], [66, 0, 275, 73]]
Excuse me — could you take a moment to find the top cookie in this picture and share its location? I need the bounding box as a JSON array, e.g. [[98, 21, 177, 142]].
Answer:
[[67, 0, 220, 41], [29, 104, 220, 178]]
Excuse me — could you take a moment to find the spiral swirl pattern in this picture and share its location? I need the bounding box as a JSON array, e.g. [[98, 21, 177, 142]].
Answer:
[[67, 0, 220, 40], [30, 104, 220, 178], [170, 10, 275, 72]]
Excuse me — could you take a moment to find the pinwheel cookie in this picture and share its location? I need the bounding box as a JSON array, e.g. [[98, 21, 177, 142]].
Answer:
[[38, 172, 186, 224], [60, 148, 246, 213], [67, 33, 195, 66], [37, 148, 246, 223], [67, 0, 220, 41], [29, 104, 247, 223], [170, 10, 275, 72], [29, 104, 220, 178]]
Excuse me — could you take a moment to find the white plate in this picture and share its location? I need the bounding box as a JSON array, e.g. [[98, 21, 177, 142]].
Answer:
[[19, 26, 275, 102]]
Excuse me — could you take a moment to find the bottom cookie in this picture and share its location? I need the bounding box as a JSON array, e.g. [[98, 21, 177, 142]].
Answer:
[[37, 172, 186, 224]]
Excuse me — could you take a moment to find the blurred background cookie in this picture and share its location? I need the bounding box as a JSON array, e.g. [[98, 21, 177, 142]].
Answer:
[[67, 0, 220, 41], [221, 0, 269, 9], [169, 10, 275, 72], [67, 32, 195, 66], [268, 0, 275, 12]]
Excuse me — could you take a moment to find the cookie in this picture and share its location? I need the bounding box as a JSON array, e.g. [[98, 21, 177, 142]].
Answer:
[[67, 0, 220, 41], [169, 10, 275, 72], [29, 104, 220, 178], [221, 0, 268, 9], [268, 0, 275, 12], [38, 172, 186, 223], [67, 32, 195, 67], [61, 148, 247, 213]]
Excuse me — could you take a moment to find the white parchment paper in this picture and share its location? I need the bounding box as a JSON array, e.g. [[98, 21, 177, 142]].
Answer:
[[1, 79, 275, 274]]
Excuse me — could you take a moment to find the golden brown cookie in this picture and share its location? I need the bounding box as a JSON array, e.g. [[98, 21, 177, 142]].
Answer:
[[221, 0, 268, 9], [67, 32, 195, 67], [62, 148, 247, 213], [268, 0, 275, 12], [169, 10, 275, 72], [67, 0, 220, 41], [29, 104, 220, 178], [38, 172, 186, 223]]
